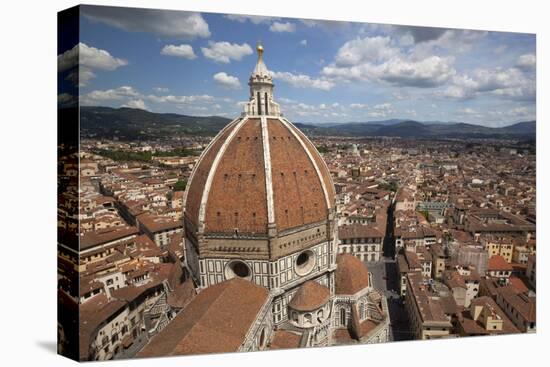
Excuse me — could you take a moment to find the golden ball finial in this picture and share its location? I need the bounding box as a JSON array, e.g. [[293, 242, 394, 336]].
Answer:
[[257, 42, 264, 55]]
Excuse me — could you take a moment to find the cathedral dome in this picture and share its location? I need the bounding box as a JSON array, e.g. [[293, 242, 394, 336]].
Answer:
[[335, 254, 370, 295], [184, 45, 335, 238]]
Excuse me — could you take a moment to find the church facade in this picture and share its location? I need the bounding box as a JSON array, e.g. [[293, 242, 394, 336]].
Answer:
[[175, 43, 389, 352]]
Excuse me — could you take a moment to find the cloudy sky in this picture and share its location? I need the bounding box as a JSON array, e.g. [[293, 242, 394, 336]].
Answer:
[[57, 5, 536, 127]]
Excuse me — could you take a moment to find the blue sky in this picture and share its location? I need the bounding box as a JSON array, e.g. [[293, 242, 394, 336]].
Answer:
[[57, 5, 536, 127]]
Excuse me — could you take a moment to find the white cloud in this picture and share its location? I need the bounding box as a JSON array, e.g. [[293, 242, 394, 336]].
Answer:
[[122, 99, 148, 110], [458, 107, 477, 115], [58, 43, 127, 86], [58, 45, 79, 72], [323, 54, 455, 88], [367, 103, 394, 118], [79, 43, 128, 70], [153, 87, 169, 93], [334, 36, 397, 66], [269, 22, 296, 33], [65, 67, 96, 87], [224, 14, 275, 24], [80, 86, 140, 105], [201, 41, 253, 63], [409, 29, 487, 59], [146, 94, 215, 104], [271, 71, 335, 91], [58, 42, 127, 72], [58, 93, 77, 107], [80, 85, 225, 114], [392, 25, 447, 44], [322, 36, 455, 88], [161, 44, 197, 59], [508, 107, 530, 116], [300, 39, 308, 46], [375, 56, 456, 87], [441, 67, 535, 101], [81, 6, 210, 39], [299, 19, 348, 30], [213, 72, 241, 89], [77, 68, 96, 86], [484, 106, 535, 126], [516, 53, 536, 72], [350, 103, 368, 109]]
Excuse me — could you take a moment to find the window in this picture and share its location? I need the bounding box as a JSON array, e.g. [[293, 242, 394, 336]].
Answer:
[[317, 309, 324, 323], [340, 308, 347, 326], [259, 327, 267, 348], [295, 250, 316, 276], [224, 260, 251, 280]]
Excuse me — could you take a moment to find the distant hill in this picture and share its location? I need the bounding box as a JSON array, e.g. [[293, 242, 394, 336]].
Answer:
[[80, 106, 232, 140], [318, 120, 536, 139], [375, 120, 430, 137], [76, 106, 535, 140], [499, 121, 536, 135]]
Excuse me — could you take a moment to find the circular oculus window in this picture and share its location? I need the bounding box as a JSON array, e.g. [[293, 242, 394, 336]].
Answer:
[[295, 250, 316, 276], [224, 260, 252, 280]]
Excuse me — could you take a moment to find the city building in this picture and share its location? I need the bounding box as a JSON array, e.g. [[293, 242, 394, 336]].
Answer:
[[457, 296, 519, 336], [136, 213, 183, 249], [487, 255, 513, 285], [494, 285, 536, 333], [404, 272, 455, 340], [338, 224, 384, 262]]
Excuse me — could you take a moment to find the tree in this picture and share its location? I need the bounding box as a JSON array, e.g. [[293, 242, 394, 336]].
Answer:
[[419, 210, 430, 221], [173, 179, 187, 192], [316, 145, 329, 153], [379, 181, 398, 192]]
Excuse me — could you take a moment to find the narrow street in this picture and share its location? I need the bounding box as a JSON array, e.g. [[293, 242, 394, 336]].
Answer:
[[363, 200, 414, 341]]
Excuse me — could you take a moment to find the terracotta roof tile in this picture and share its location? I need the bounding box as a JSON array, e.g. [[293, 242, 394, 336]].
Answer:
[[335, 254, 370, 295], [269, 330, 302, 349], [488, 255, 513, 271], [137, 278, 269, 358], [288, 281, 330, 311]]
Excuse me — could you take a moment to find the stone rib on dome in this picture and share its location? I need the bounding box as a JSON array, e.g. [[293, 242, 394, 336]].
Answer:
[[289, 280, 330, 312], [183, 118, 242, 230], [335, 254, 370, 295], [204, 118, 268, 234]]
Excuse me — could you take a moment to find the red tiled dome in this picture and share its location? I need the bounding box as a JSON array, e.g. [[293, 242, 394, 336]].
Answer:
[[289, 280, 330, 311], [184, 116, 335, 235]]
